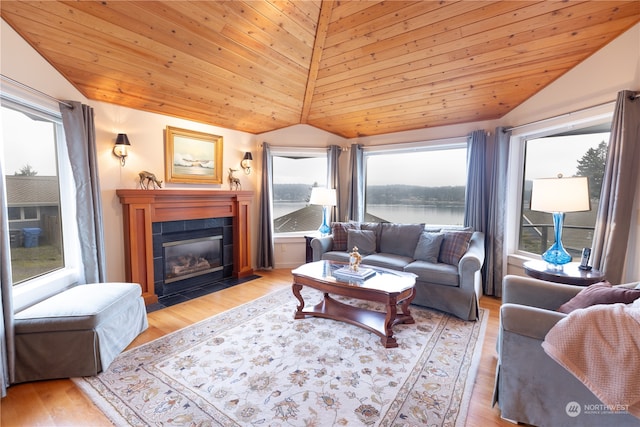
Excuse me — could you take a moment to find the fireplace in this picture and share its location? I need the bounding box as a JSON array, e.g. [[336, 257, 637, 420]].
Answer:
[[152, 218, 233, 298], [163, 236, 222, 284], [117, 189, 253, 305]]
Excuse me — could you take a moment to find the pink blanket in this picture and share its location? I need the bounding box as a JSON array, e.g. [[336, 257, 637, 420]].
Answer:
[[542, 299, 640, 419]]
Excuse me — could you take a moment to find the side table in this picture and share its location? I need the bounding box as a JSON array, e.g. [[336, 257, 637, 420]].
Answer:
[[523, 260, 605, 286], [304, 234, 321, 263]]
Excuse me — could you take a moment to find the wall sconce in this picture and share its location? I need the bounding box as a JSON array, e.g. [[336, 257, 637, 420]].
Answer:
[[113, 133, 131, 167], [240, 152, 253, 175]]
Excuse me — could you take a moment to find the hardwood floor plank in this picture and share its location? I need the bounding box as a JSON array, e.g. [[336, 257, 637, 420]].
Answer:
[[0, 269, 512, 426]]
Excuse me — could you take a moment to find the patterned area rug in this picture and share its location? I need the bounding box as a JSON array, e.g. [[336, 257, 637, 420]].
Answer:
[[74, 288, 488, 426]]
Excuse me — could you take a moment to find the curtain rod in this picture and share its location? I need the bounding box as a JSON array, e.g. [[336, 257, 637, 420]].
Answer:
[[1, 74, 74, 108], [503, 99, 616, 133]]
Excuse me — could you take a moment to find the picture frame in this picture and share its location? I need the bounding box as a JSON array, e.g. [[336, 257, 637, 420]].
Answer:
[[164, 126, 223, 184]]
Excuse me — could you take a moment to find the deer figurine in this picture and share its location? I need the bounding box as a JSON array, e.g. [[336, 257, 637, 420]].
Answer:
[[138, 171, 163, 189], [228, 168, 241, 190]]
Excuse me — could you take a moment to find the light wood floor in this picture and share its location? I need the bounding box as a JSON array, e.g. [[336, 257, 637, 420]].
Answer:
[[0, 269, 513, 426]]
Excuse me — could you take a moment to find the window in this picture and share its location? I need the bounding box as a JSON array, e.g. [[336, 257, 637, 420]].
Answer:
[[364, 144, 467, 225], [1, 84, 81, 311], [271, 149, 328, 234], [518, 125, 610, 258]]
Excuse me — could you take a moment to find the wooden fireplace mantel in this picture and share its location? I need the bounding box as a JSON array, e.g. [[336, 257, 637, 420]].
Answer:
[[116, 189, 254, 305]]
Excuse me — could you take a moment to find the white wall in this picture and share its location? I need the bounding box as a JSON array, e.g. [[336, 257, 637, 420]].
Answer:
[[2, 18, 639, 281]]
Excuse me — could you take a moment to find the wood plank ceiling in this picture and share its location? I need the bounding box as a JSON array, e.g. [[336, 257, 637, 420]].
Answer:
[[2, 1, 639, 138]]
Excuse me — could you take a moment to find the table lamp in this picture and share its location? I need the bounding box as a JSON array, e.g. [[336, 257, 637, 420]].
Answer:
[[309, 187, 337, 235], [530, 175, 590, 265]]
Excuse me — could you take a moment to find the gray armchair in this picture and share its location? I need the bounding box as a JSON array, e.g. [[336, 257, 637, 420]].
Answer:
[[493, 275, 639, 426]]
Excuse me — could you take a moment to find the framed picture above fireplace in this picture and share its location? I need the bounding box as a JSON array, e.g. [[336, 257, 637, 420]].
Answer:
[[164, 126, 223, 184]]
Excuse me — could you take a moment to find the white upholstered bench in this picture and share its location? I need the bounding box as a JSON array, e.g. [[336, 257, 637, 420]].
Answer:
[[13, 282, 148, 383]]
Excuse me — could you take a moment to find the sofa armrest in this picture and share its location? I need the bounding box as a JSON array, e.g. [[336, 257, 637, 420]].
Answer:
[[502, 274, 582, 311], [310, 235, 334, 261], [500, 303, 566, 341], [458, 231, 485, 290]]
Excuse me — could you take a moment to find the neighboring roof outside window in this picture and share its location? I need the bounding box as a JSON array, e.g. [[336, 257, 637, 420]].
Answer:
[[274, 205, 322, 234], [5, 176, 60, 206]]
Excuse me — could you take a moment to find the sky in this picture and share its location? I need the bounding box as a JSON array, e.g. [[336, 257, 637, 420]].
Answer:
[[2, 107, 58, 176], [523, 133, 609, 180], [366, 148, 467, 186], [272, 132, 609, 189]]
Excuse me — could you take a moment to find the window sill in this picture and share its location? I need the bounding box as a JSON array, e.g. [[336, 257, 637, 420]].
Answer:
[[274, 231, 320, 242], [12, 268, 80, 313]]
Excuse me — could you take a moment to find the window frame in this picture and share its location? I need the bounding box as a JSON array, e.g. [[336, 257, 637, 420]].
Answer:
[[362, 137, 468, 225], [270, 146, 329, 237], [1, 81, 82, 312], [505, 105, 614, 267]]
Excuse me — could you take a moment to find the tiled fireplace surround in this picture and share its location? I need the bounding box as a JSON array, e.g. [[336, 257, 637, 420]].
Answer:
[[152, 217, 234, 298]]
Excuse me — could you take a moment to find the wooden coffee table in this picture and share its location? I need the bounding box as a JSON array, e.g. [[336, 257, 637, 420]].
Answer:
[[291, 260, 417, 348]]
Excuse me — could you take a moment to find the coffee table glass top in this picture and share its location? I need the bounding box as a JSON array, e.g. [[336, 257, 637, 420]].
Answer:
[[292, 260, 416, 293]]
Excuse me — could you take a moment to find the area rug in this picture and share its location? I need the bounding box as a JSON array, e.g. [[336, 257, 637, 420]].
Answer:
[[73, 288, 488, 426]]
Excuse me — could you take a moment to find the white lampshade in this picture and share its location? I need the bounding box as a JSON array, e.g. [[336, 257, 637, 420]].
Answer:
[[530, 176, 591, 213], [309, 187, 337, 206]]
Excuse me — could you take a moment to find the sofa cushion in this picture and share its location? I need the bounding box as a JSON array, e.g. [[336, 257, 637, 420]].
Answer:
[[439, 231, 473, 265], [14, 283, 142, 333], [360, 222, 382, 252], [321, 251, 351, 263], [331, 221, 360, 251], [347, 229, 377, 255], [379, 223, 424, 258], [413, 232, 444, 263], [558, 281, 640, 313], [362, 253, 413, 271], [405, 261, 460, 287]]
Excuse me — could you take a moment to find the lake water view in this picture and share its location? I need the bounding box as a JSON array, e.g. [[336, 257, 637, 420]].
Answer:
[[274, 202, 465, 225]]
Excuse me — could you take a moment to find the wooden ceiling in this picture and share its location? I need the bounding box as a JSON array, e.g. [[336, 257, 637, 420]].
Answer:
[[2, 1, 639, 138]]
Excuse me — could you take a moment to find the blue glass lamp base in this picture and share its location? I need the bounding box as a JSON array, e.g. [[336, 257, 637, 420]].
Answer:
[[542, 212, 572, 266], [541, 243, 572, 265], [318, 206, 331, 235]]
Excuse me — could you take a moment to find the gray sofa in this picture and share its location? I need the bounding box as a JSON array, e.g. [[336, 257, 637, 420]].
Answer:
[[310, 222, 485, 320], [494, 275, 640, 426]]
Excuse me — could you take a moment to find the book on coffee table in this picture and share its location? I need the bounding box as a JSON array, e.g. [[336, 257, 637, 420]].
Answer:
[[333, 266, 376, 282]]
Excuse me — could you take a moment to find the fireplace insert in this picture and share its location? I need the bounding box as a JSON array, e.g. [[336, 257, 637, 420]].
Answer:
[[163, 235, 222, 284]]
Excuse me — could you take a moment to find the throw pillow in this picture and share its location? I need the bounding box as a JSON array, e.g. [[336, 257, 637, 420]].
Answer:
[[379, 223, 425, 258], [413, 232, 444, 263], [347, 229, 377, 256], [558, 282, 640, 314], [360, 222, 382, 252], [331, 222, 360, 251], [438, 231, 473, 265]]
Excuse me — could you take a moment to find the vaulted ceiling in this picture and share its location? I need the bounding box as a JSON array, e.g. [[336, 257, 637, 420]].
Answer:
[[2, 1, 638, 138]]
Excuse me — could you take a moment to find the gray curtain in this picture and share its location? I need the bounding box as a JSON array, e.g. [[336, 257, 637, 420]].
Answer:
[[485, 127, 510, 297], [464, 130, 487, 230], [257, 143, 274, 269], [0, 155, 15, 395], [60, 101, 106, 284], [463, 128, 509, 297], [327, 145, 341, 222], [592, 90, 640, 284], [346, 144, 365, 222]]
